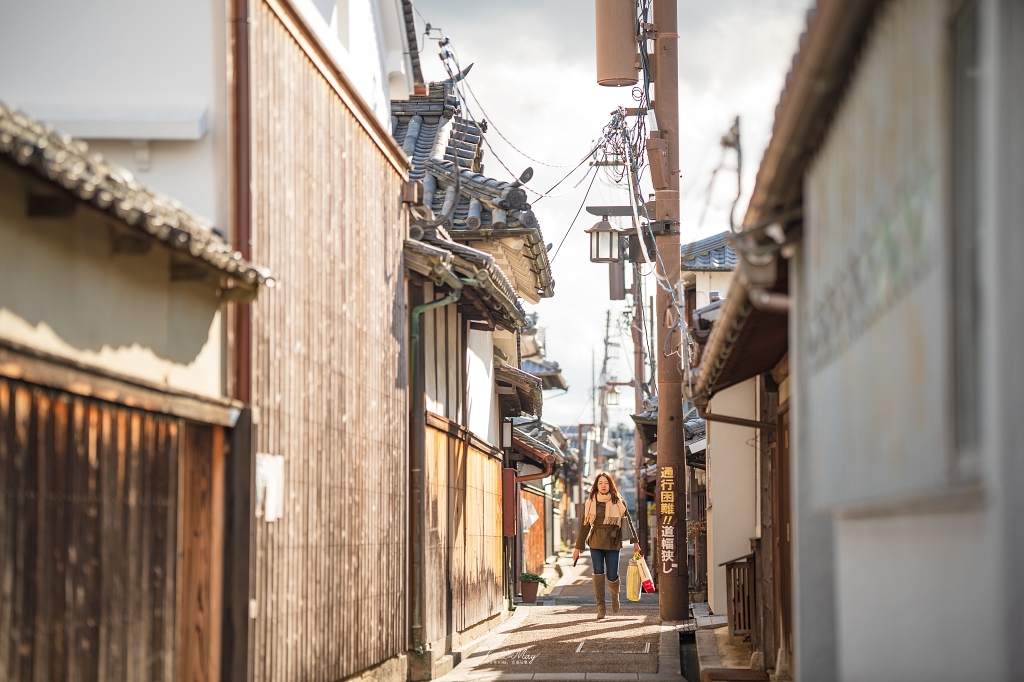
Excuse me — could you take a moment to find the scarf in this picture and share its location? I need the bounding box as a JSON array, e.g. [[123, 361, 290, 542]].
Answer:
[[584, 492, 625, 526]]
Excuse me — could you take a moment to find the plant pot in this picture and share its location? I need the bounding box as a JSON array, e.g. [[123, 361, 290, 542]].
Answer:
[[520, 580, 540, 603]]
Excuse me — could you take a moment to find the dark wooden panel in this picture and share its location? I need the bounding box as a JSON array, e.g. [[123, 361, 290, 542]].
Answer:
[[178, 422, 224, 682], [0, 377, 179, 682], [222, 409, 254, 682]]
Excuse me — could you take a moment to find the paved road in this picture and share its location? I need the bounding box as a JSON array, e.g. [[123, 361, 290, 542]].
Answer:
[[439, 553, 686, 682]]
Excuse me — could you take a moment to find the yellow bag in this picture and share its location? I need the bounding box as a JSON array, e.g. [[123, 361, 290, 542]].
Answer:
[[627, 555, 642, 602]]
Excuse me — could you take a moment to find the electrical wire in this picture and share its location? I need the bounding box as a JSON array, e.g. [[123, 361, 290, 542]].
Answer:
[[462, 78, 590, 169], [438, 47, 599, 200], [549, 163, 600, 264]]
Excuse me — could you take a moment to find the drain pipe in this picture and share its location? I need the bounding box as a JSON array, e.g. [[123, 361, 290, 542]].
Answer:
[[409, 278, 462, 653], [515, 453, 555, 483]]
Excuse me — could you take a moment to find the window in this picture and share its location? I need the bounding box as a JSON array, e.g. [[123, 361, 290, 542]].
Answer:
[[952, 0, 981, 472]]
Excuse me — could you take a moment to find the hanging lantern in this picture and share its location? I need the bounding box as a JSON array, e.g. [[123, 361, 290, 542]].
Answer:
[[586, 216, 621, 263], [607, 387, 621, 406]]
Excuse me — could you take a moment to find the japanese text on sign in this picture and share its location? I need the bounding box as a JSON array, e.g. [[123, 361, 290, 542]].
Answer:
[[659, 465, 678, 576]]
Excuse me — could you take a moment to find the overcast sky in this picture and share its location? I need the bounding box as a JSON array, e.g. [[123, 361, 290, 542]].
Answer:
[[413, 0, 811, 428]]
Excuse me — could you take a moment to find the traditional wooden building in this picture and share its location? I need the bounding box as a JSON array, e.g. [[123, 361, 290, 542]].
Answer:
[[394, 76, 559, 677], [239, 1, 419, 680], [0, 104, 271, 682]]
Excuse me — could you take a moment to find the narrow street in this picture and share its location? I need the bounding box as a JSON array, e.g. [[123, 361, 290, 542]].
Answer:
[[439, 554, 685, 682]]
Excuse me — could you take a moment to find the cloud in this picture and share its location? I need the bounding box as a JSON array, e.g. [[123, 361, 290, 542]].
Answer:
[[412, 0, 810, 425]]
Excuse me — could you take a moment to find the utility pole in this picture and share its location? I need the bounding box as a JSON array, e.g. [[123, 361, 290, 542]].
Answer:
[[595, 0, 686, 620], [651, 0, 688, 621]]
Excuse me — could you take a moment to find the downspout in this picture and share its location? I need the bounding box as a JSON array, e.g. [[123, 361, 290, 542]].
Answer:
[[515, 454, 555, 483], [231, 0, 252, 405], [409, 280, 462, 653]]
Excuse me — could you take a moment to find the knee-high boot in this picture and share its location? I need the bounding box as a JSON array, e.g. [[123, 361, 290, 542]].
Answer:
[[608, 578, 620, 613], [592, 574, 606, 620]]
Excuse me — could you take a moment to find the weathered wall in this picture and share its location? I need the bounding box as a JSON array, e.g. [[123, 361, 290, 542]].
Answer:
[[794, 0, 1011, 678], [0, 377, 180, 682], [248, 0, 408, 678], [0, 163, 224, 399], [834, 510, 1000, 681], [424, 421, 504, 643], [705, 379, 756, 616], [803, 0, 952, 507]]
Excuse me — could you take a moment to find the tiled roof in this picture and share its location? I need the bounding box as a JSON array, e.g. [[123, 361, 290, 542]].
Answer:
[[0, 102, 272, 293], [391, 82, 555, 302], [404, 235, 527, 331], [681, 231, 737, 272], [495, 363, 543, 418]]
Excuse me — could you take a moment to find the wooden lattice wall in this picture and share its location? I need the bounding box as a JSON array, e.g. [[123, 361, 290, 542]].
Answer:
[[424, 420, 503, 644], [248, 1, 409, 679]]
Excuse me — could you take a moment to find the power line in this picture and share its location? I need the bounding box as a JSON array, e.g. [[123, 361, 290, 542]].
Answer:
[[549, 163, 600, 264], [462, 78, 588, 169]]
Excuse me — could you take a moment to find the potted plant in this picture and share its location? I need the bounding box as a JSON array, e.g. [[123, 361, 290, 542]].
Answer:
[[518, 572, 548, 603]]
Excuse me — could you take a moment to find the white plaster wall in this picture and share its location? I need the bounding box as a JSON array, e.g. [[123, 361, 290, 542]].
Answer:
[[694, 271, 735, 309], [0, 0, 229, 228], [834, 509, 1001, 681], [0, 168, 224, 398], [466, 329, 498, 444], [706, 378, 757, 616]]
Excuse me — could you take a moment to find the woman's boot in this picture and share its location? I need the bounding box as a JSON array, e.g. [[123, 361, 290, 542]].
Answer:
[[608, 578, 620, 613], [592, 574, 606, 620]]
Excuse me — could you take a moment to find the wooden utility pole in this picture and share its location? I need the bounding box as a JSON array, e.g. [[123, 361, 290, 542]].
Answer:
[[651, 0, 688, 621]]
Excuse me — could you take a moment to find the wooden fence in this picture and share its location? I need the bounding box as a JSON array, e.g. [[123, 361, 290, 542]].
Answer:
[[0, 375, 224, 682], [248, 1, 409, 679], [725, 555, 754, 645], [424, 416, 503, 643]]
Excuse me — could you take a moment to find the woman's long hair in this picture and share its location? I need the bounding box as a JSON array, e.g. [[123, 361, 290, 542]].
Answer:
[[588, 472, 621, 504]]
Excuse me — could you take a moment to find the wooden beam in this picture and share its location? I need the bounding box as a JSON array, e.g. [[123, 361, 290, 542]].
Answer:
[[0, 340, 241, 427]]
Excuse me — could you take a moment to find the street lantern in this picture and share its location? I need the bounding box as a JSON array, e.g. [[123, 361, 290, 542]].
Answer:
[[586, 216, 621, 263], [607, 387, 621, 406]]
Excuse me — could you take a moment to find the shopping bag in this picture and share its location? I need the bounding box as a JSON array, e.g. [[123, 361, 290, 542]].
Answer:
[[636, 553, 655, 593], [627, 557, 642, 602]]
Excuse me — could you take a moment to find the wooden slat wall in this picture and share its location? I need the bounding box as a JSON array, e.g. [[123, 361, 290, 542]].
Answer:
[[423, 425, 503, 643], [461, 443, 502, 629], [0, 376, 179, 682], [249, 2, 408, 679]]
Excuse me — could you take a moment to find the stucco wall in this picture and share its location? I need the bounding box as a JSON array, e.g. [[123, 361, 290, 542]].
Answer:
[[706, 378, 757, 615], [0, 163, 224, 398], [693, 271, 735, 309], [834, 509, 1001, 681]]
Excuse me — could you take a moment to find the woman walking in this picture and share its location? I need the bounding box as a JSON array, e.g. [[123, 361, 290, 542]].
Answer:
[[573, 472, 640, 619]]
